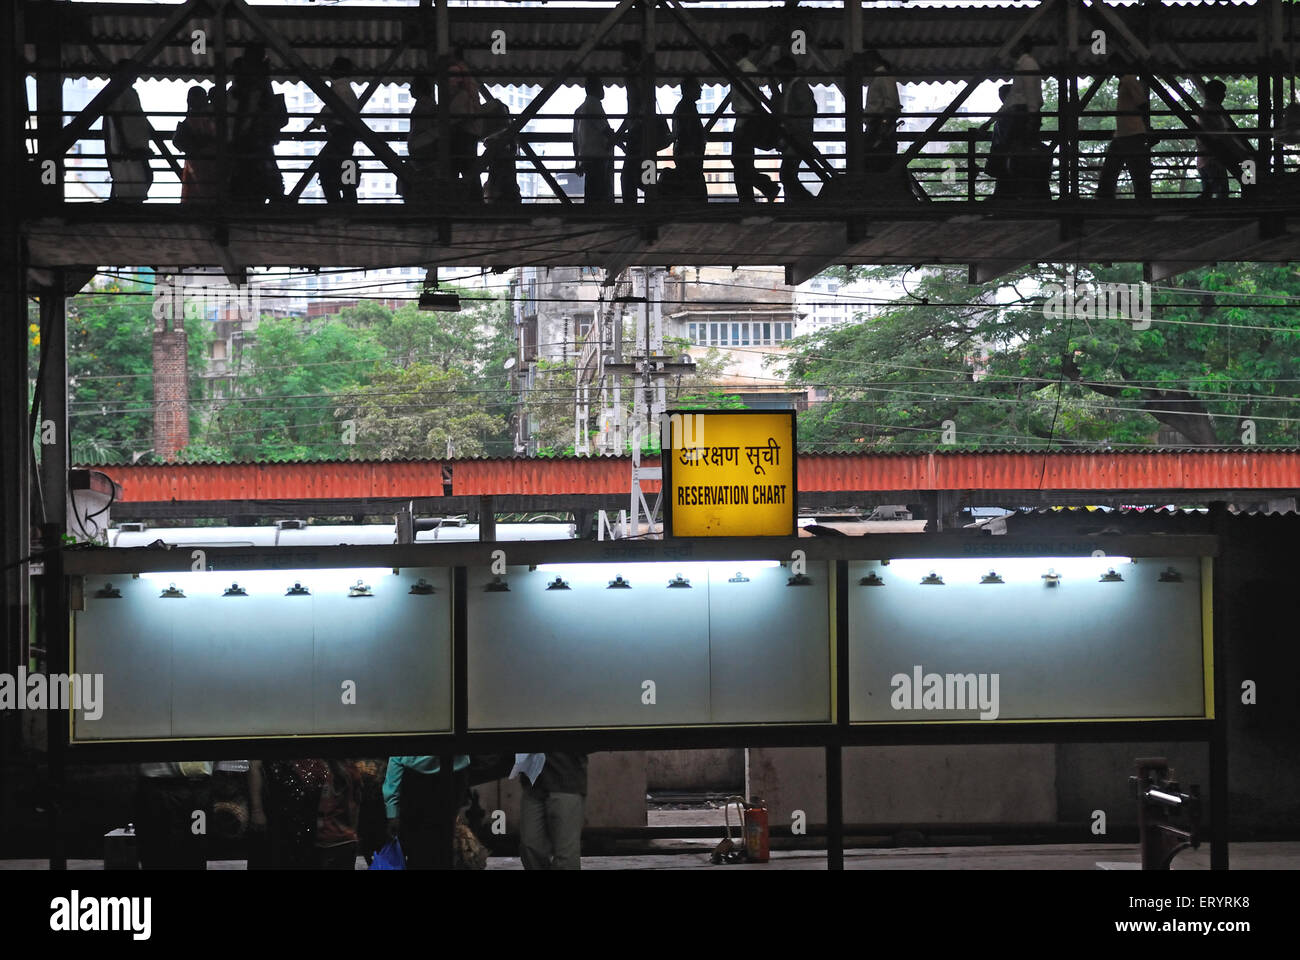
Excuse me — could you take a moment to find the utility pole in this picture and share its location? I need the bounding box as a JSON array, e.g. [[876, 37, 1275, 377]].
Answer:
[[599, 266, 694, 537]]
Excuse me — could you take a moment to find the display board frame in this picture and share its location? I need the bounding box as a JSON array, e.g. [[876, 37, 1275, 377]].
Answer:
[[56, 532, 1217, 758]]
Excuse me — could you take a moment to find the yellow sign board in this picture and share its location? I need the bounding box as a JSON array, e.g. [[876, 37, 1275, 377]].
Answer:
[[662, 409, 797, 537]]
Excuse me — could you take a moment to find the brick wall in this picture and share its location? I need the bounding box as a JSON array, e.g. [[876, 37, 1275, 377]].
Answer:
[[152, 321, 189, 461]]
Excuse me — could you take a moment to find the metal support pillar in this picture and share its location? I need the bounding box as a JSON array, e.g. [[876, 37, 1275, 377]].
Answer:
[[212, 0, 229, 206], [825, 745, 843, 870], [34, 7, 64, 202], [1209, 505, 1230, 869], [641, 0, 657, 199], [37, 278, 68, 871], [844, 1, 864, 178], [435, 752, 457, 870], [478, 495, 496, 542], [433, 0, 453, 193], [1062, 0, 1080, 200], [0, 0, 31, 855], [828, 559, 850, 870]]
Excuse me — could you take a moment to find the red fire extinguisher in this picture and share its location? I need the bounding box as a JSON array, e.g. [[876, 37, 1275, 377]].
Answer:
[[742, 799, 769, 863]]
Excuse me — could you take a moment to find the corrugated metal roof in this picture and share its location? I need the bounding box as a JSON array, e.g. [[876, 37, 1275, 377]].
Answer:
[[32, 1, 1274, 85], [103, 459, 443, 501], [81, 448, 1300, 502]]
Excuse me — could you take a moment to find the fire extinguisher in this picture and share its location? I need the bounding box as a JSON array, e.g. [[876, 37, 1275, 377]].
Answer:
[[742, 799, 769, 863]]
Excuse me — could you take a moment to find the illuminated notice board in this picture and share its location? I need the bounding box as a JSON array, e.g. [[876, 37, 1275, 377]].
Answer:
[[661, 409, 797, 537]]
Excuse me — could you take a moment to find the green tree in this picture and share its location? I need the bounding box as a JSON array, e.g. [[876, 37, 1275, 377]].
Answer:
[[339, 363, 507, 459], [785, 260, 1300, 449], [52, 282, 210, 464], [204, 316, 383, 460]]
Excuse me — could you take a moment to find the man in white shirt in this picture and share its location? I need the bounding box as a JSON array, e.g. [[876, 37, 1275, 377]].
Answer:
[[311, 56, 361, 203], [1097, 65, 1152, 201], [863, 50, 901, 171], [572, 74, 616, 203], [105, 65, 155, 202], [1004, 38, 1042, 142]]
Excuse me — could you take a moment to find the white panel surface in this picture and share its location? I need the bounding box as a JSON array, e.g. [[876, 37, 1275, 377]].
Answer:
[[848, 557, 1206, 722], [73, 567, 451, 740], [468, 561, 831, 729]]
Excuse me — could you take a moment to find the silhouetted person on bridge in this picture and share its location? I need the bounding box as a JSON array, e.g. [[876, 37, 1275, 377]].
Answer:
[[663, 76, 708, 200], [1195, 79, 1248, 200], [228, 44, 287, 203], [481, 95, 521, 204], [309, 56, 361, 203], [447, 54, 484, 201], [620, 82, 668, 203], [174, 85, 218, 203], [1097, 67, 1152, 201], [863, 50, 900, 172], [725, 32, 779, 202], [105, 62, 155, 202], [1004, 37, 1042, 145], [775, 56, 816, 201], [572, 74, 616, 203], [402, 74, 437, 200]]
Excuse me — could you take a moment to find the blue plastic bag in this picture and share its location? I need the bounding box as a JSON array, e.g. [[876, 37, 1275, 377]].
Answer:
[[370, 838, 405, 870]]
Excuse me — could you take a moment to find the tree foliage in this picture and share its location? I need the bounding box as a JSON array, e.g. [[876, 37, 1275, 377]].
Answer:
[[787, 261, 1300, 449]]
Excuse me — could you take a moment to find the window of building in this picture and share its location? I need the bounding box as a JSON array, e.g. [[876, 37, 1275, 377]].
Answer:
[[731, 322, 740, 344], [783, 322, 793, 340], [740, 323, 750, 346], [688, 322, 697, 342], [762, 322, 771, 344]]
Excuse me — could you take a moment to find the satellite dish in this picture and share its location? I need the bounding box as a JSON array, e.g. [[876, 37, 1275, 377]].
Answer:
[[504, 357, 516, 370]]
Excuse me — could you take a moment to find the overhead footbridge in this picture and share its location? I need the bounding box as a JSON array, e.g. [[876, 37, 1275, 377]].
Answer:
[[7, 0, 1300, 285]]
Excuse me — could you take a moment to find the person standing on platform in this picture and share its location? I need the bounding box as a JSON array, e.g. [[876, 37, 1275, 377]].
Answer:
[[383, 755, 470, 869], [135, 761, 212, 869], [310, 56, 361, 203], [105, 64, 155, 202], [250, 758, 329, 868], [573, 74, 616, 204], [1097, 68, 1152, 201], [315, 759, 363, 869], [512, 751, 588, 870]]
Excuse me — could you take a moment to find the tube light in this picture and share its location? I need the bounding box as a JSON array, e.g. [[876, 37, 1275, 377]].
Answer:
[[884, 557, 1134, 585]]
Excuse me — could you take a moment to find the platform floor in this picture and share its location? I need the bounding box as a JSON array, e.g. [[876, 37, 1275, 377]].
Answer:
[[3, 842, 1298, 871]]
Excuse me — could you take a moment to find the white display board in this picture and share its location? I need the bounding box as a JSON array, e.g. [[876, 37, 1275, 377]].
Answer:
[[73, 567, 452, 740], [848, 556, 1207, 722], [467, 561, 832, 729]]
